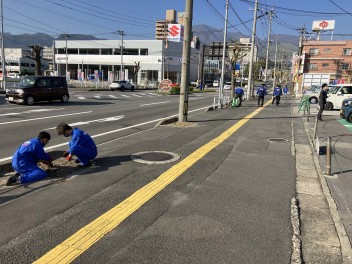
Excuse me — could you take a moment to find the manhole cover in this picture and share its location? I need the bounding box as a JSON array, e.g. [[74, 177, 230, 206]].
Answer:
[[267, 138, 289, 143], [131, 151, 180, 164]]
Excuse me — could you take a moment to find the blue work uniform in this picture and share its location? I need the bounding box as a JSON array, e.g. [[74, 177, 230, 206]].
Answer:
[[68, 128, 97, 166], [272, 87, 283, 105], [234, 87, 244, 106], [256, 86, 267, 106], [12, 137, 50, 183], [283, 86, 288, 94]]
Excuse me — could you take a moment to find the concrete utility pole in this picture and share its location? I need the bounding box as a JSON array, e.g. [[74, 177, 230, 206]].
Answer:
[[117, 30, 125, 80], [264, 9, 274, 83], [247, 0, 259, 98], [219, 0, 229, 106], [64, 34, 70, 80], [295, 26, 306, 95], [0, 0, 5, 90], [178, 0, 193, 122], [273, 35, 278, 88]]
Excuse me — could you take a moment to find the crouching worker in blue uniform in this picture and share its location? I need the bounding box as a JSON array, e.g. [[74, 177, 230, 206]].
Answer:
[[7, 131, 52, 186], [56, 122, 97, 166]]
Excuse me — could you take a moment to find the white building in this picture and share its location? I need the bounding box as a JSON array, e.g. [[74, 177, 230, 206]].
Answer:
[[53, 39, 199, 85]]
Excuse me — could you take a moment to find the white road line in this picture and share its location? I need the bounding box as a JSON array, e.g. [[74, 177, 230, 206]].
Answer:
[[94, 96, 101, 98], [0, 111, 92, 125], [132, 94, 142, 97], [78, 97, 85, 99], [120, 94, 130, 98], [140, 101, 170, 106], [0, 108, 64, 116], [0, 112, 20, 116], [108, 95, 117, 98], [0, 106, 211, 163], [147, 93, 159, 96]]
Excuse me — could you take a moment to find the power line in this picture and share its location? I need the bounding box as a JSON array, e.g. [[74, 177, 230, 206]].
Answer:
[[329, 0, 352, 17]]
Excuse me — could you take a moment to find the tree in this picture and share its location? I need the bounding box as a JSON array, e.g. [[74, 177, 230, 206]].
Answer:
[[227, 42, 247, 99], [130, 61, 141, 84], [26, 45, 43, 76]]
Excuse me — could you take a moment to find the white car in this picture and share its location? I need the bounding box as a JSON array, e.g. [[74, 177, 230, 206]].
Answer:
[[326, 84, 352, 110], [223, 82, 232, 90], [109, 80, 135, 91]]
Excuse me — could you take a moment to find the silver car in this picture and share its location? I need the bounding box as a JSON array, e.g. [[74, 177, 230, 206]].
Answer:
[[109, 80, 135, 91]]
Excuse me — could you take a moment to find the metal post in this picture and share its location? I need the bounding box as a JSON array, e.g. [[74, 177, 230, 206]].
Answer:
[[326, 136, 331, 176], [247, 0, 259, 98], [313, 115, 318, 140], [64, 34, 69, 80], [273, 35, 278, 89], [178, 0, 193, 122], [117, 30, 125, 80]]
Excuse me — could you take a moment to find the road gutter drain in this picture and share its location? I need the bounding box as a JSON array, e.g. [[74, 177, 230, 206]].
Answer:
[[131, 151, 180, 164]]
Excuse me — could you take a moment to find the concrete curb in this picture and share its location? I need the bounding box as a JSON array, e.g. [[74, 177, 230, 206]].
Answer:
[[155, 117, 178, 126], [302, 116, 352, 263]]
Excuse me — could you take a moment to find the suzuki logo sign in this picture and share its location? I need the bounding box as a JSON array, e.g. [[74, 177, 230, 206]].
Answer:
[[168, 24, 183, 42], [312, 20, 335, 31]]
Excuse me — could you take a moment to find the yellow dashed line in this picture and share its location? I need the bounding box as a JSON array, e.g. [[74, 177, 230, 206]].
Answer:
[[34, 100, 270, 264]]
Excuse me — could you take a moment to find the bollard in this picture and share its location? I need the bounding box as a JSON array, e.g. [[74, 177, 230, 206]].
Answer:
[[326, 136, 331, 176], [313, 115, 318, 140], [307, 101, 311, 122]]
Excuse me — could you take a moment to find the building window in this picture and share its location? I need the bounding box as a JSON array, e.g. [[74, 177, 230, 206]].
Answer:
[[324, 48, 331, 53], [341, 63, 350, 70], [308, 63, 318, 70], [140, 49, 148, 55], [309, 48, 319, 55], [322, 63, 329, 67], [343, 48, 352, 55]]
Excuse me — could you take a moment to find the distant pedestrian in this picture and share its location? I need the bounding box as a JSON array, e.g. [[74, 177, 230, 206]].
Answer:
[[234, 87, 244, 107], [283, 85, 288, 99], [7, 131, 52, 186], [272, 85, 283, 106], [56, 122, 97, 166], [317, 83, 329, 121], [256, 84, 267, 107]]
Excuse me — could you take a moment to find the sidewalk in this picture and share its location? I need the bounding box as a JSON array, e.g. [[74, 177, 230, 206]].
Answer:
[[298, 102, 352, 263]]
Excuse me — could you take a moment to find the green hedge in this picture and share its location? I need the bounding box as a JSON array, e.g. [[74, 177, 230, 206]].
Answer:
[[169, 86, 194, 94]]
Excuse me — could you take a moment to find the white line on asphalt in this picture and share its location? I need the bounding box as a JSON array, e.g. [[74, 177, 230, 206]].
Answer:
[[132, 94, 142, 97], [108, 95, 117, 98], [120, 94, 130, 98], [0, 111, 93, 126], [0, 112, 20, 116], [94, 96, 101, 98], [140, 101, 170, 107], [147, 93, 158, 96], [78, 97, 85, 99], [0, 106, 211, 163]]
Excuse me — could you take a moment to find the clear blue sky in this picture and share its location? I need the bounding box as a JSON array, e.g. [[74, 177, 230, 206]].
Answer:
[[4, 0, 352, 41]]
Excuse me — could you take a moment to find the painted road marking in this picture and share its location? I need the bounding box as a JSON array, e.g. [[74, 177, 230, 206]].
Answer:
[[120, 94, 130, 98], [132, 94, 142, 97], [33, 101, 269, 264], [140, 101, 170, 107], [0, 106, 211, 163], [338, 119, 352, 132], [78, 96, 85, 100], [44, 116, 125, 130], [0, 111, 92, 126]]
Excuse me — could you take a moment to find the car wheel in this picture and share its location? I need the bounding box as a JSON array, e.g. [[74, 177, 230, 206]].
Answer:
[[61, 94, 69, 103], [348, 113, 352, 123], [325, 102, 333, 110], [131, 86, 135, 91], [309, 97, 318, 104], [120, 86, 125, 91], [25, 96, 35, 105]]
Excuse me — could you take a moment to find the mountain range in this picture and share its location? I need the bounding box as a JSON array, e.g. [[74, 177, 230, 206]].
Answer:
[[2, 25, 299, 60]]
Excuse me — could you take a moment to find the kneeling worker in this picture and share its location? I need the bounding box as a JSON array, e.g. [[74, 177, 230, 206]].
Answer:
[[7, 131, 52, 186], [56, 122, 97, 166], [234, 87, 244, 107]]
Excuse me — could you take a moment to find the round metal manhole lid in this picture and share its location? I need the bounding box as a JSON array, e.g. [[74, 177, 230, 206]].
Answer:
[[267, 138, 289, 143], [131, 151, 180, 164]]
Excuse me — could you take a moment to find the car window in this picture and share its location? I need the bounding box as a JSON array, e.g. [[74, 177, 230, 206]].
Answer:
[[330, 86, 342, 94], [341, 86, 352, 94], [37, 78, 51, 87], [18, 76, 36, 88], [51, 78, 65, 87]]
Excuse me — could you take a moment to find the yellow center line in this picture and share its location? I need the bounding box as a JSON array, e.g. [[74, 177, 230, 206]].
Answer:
[[34, 100, 270, 264]]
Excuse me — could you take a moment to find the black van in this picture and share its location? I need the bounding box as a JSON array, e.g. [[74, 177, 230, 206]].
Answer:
[[6, 76, 69, 105]]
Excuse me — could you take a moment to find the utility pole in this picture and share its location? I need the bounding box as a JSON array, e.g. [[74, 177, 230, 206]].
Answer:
[[247, 0, 259, 98], [273, 35, 278, 89], [117, 30, 125, 80], [64, 34, 70, 81], [219, 0, 229, 106], [0, 0, 5, 90], [200, 44, 205, 90], [295, 26, 306, 95], [178, 0, 193, 122], [264, 9, 274, 83]]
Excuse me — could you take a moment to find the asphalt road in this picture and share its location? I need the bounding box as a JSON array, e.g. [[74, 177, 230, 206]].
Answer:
[[0, 89, 213, 163], [0, 91, 296, 264]]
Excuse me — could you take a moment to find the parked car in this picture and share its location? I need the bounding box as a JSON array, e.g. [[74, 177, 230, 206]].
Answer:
[[213, 80, 219, 87], [5, 76, 69, 105], [340, 98, 352, 122], [109, 80, 135, 91], [325, 84, 352, 110], [223, 82, 232, 90]]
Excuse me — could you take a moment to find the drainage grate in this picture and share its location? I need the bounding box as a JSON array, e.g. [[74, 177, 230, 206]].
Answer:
[[131, 151, 180, 165], [267, 138, 289, 143]]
